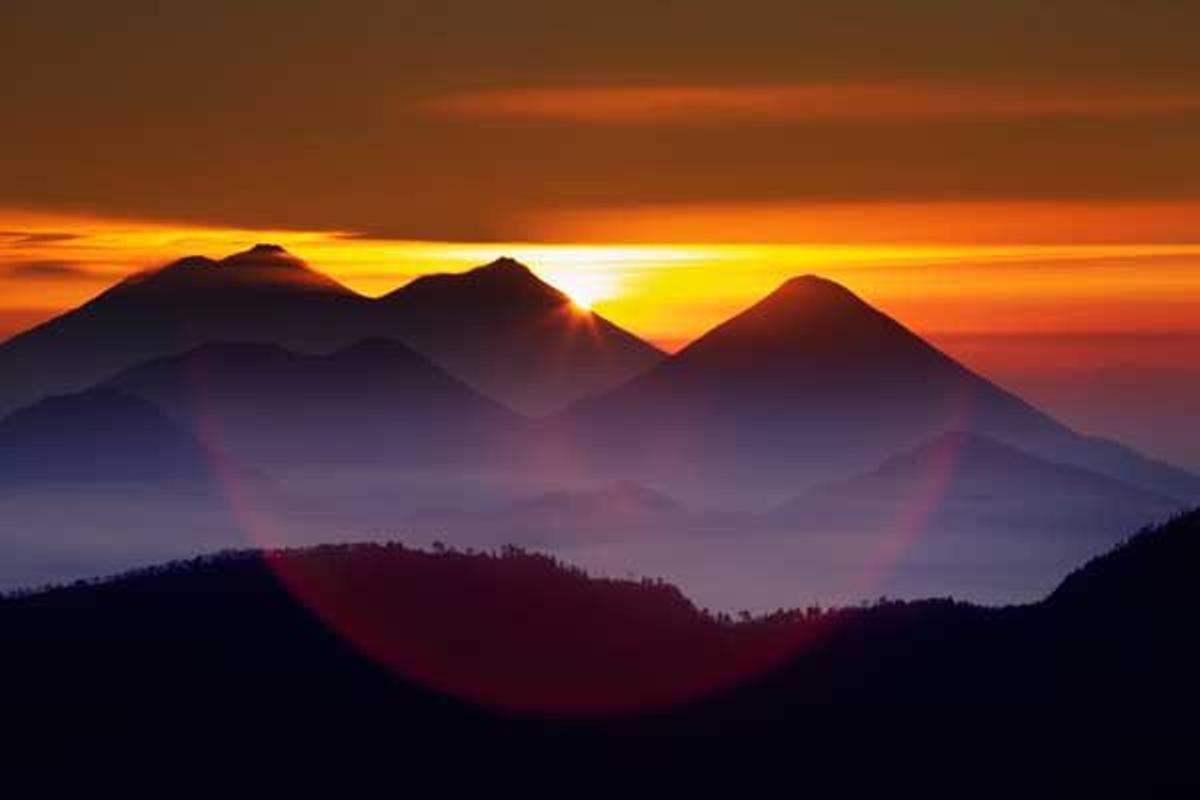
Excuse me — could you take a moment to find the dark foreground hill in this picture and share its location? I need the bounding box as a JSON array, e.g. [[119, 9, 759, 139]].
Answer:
[[3, 511, 1199, 792]]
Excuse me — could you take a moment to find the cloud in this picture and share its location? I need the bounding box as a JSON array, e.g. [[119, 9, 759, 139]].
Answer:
[[427, 83, 1200, 125], [4, 260, 94, 279], [0, 230, 81, 245], [527, 201, 1200, 245], [2, 2, 1200, 239]]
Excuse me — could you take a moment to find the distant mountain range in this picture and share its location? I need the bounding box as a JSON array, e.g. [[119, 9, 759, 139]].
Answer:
[[406, 431, 1180, 558], [774, 430, 1182, 536], [104, 338, 521, 469], [0, 245, 1195, 538], [0, 245, 370, 417], [0, 245, 662, 418], [0, 388, 240, 485], [550, 275, 1200, 504]]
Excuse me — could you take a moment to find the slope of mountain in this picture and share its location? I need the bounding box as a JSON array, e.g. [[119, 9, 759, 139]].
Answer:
[[3, 513, 1200, 790], [378, 258, 664, 416], [105, 339, 522, 468], [554, 275, 1200, 504], [1001, 364, 1200, 473], [0, 249, 664, 419], [0, 387, 239, 484], [0, 543, 791, 716], [0, 245, 377, 417], [774, 431, 1182, 537]]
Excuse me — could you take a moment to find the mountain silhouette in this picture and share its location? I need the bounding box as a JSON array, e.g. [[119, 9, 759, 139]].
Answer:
[[378, 258, 663, 416], [0, 245, 377, 417], [774, 430, 1182, 538], [104, 338, 522, 468], [5, 511, 1200, 791], [112, 243, 351, 296], [0, 388, 243, 484], [556, 275, 1200, 504], [0, 249, 662, 419]]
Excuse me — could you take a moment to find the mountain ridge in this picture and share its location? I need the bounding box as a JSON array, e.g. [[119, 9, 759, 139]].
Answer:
[[552, 275, 1200, 504], [0, 387, 248, 485], [773, 429, 1182, 537], [378, 256, 664, 416], [0, 247, 662, 418], [104, 338, 522, 469]]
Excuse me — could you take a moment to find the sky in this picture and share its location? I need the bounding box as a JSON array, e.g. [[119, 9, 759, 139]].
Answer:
[[3, 0, 1200, 369]]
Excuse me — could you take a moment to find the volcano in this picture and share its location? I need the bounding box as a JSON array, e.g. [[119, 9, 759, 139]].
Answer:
[[555, 276, 1200, 504], [378, 257, 663, 416]]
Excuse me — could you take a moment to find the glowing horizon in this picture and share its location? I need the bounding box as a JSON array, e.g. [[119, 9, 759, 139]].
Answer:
[[4, 208, 1200, 368]]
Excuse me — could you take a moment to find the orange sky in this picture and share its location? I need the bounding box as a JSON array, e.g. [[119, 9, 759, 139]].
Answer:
[[5, 3, 1200, 370], [3, 207, 1200, 373]]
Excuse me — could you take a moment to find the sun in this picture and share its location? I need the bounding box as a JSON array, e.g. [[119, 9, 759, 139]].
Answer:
[[564, 285, 598, 310], [535, 263, 621, 312]]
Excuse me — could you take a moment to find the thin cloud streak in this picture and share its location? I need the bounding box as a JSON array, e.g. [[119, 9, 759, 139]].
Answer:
[[529, 201, 1200, 245], [428, 83, 1200, 124], [4, 261, 94, 279]]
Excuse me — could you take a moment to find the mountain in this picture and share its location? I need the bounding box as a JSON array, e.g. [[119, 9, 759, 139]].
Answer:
[[774, 431, 1182, 537], [4, 512, 1200, 791], [0, 387, 320, 591], [0, 388, 240, 484], [0, 245, 377, 417], [553, 275, 1200, 504], [1048, 509, 1200, 613], [999, 363, 1200, 473], [377, 257, 664, 416], [0, 248, 664, 419], [104, 339, 522, 469], [406, 481, 726, 546], [0, 543, 784, 717]]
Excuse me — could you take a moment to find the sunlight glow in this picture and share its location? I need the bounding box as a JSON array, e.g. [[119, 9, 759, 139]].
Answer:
[[5, 208, 1200, 353]]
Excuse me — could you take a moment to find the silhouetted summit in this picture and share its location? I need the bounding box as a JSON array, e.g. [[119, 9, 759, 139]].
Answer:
[[117, 244, 354, 297], [766, 273, 869, 309], [0, 247, 380, 415], [0, 249, 662, 417], [380, 257, 663, 415], [385, 256, 565, 314], [559, 275, 1200, 504], [675, 273, 957, 374], [247, 243, 288, 254]]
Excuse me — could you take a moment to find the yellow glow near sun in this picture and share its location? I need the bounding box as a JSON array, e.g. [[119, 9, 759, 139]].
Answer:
[[536, 267, 618, 310], [6, 208, 1200, 351], [564, 285, 596, 310]]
